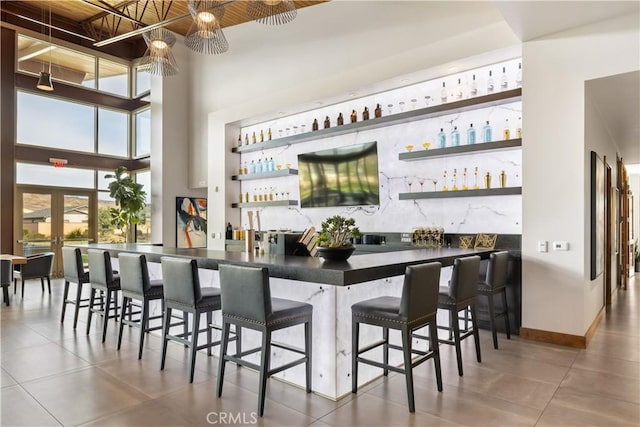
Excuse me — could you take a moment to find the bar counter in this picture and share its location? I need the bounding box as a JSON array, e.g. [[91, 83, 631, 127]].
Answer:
[[81, 243, 492, 399], [83, 243, 492, 286]]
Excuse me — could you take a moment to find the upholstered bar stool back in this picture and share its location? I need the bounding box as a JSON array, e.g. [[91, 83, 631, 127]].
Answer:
[[117, 253, 164, 359], [478, 251, 511, 349], [160, 257, 225, 383], [438, 255, 481, 376], [217, 264, 312, 417], [13, 252, 54, 297], [352, 262, 443, 413], [61, 247, 91, 328], [86, 249, 121, 342]]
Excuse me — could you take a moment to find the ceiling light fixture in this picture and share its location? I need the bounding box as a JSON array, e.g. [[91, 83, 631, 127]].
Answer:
[[36, 5, 53, 91], [185, 0, 229, 55], [247, 0, 297, 26], [140, 28, 179, 77]]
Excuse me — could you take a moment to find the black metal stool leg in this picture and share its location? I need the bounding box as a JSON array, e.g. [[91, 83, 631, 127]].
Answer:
[[401, 326, 415, 413], [352, 319, 359, 393]]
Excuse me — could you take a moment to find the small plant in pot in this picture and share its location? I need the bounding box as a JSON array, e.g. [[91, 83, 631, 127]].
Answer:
[[316, 215, 361, 261]]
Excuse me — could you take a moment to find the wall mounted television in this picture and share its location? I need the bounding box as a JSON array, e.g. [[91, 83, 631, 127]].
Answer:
[[298, 141, 380, 208]]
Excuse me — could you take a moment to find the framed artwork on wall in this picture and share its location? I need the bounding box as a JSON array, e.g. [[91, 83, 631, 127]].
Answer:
[[590, 151, 605, 280], [176, 197, 207, 248]]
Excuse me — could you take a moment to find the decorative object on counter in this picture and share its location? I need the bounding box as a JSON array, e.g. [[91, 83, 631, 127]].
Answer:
[[312, 118, 319, 131], [324, 116, 330, 129], [440, 81, 447, 103], [452, 169, 459, 191], [474, 233, 497, 250], [451, 126, 460, 146], [337, 113, 344, 126], [503, 118, 510, 140], [459, 235, 474, 249], [462, 168, 468, 190], [473, 167, 480, 190], [298, 226, 318, 257], [176, 197, 207, 249], [316, 215, 361, 261], [516, 117, 522, 139], [442, 170, 449, 191], [487, 70, 494, 93], [484, 172, 492, 189], [362, 107, 369, 121], [411, 227, 444, 248], [405, 144, 414, 152], [437, 128, 447, 148], [499, 170, 507, 188], [252, 131, 257, 144], [480, 121, 492, 143], [422, 142, 431, 150], [467, 123, 476, 144], [374, 104, 382, 118]]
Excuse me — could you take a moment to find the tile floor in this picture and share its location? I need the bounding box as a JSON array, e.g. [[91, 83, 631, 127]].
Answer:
[[1, 276, 638, 426]]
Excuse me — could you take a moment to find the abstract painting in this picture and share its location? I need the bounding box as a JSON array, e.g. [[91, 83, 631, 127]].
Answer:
[[176, 197, 207, 248]]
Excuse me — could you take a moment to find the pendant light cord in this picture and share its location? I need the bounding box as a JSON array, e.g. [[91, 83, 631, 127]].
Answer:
[[48, 5, 52, 74]]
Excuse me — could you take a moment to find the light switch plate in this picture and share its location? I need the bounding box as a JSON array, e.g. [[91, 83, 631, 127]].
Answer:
[[553, 241, 569, 251], [538, 241, 548, 252]]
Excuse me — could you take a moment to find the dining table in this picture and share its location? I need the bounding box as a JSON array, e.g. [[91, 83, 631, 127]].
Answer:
[[1, 254, 27, 306]]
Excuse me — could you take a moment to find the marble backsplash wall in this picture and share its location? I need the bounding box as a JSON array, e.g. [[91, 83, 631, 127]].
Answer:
[[236, 99, 522, 236]]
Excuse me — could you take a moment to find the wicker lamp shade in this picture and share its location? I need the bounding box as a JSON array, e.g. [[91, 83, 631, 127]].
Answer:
[[140, 28, 179, 77], [246, 0, 297, 25], [185, 0, 229, 55]]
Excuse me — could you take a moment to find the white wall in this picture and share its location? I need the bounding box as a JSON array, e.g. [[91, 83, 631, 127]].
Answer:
[[631, 174, 640, 247], [186, 1, 520, 249], [150, 42, 206, 246], [522, 14, 639, 336]]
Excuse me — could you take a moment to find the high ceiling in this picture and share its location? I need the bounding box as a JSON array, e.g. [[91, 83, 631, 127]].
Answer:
[[0, 0, 326, 57]]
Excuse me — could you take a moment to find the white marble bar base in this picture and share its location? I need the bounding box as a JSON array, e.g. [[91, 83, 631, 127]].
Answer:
[[112, 259, 450, 400]]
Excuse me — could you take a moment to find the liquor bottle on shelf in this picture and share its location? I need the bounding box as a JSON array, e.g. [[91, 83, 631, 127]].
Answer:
[[375, 104, 382, 118], [516, 116, 522, 138], [337, 113, 344, 126], [244, 134, 249, 145], [324, 116, 330, 129], [487, 70, 494, 93], [438, 128, 446, 148], [482, 120, 492, 143], [312, 118, 319, 131], [252, 131, 257, 144], [452, 168, 459, 191], [500, 66, 508, 89], [262, 158, 269, 173], [442, 170, 449, 192], [473, 167, 480, 190], [249, 160, 256, 174], [268, 157, 275, 172], [467, 123, 476, 144], [363, 106, 370, 120], [451, 126, 460, 146], [440, 82, 448, 103], [243, 161, 248, 175], [462, 168, 469, 190], [255, 159, 261, 174], [499, 170, 507, 188], [237, 132, 242, 147], [455, 78, 463, 99], [516, 63, 523, 87], [350, 110, 357, 123], [484, 172, 492, 189], [268, 128, 272, 140], [503, 118, 511, 140], [470, 74, 478, 97], [260, 130, 264, 142]]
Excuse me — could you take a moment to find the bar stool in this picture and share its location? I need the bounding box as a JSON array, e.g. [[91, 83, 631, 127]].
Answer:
[[86, 249, 121, 342], [117, 253, 165, 359], [438, 255, 481, 376], [1, 259, 11, 306], [61, 247, 91, 328], [478, 251, 511, 349], [352, 262, 443, 413], [13, 252, 54, 297], [217, 264, 312, 418], [160, 257, 231, 383]]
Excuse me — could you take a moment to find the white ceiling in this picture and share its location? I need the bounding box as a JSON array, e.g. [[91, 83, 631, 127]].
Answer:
[[494, 1, 640, 164]]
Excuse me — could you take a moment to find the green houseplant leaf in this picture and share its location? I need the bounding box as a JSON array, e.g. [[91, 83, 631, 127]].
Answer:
[[317, 215, 361, 248], [105, 166, 147, 242]]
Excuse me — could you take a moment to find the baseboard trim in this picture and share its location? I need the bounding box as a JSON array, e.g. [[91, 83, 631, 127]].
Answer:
[[520, 307, 605, 349]]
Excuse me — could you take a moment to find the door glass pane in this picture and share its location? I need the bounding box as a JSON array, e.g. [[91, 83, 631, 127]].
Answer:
[[17, 163, 94, 188], [20, 192, 53, 256], [135, 108, 151, 156], [63, 195, 90, 244], [98, 191, 125, 243], [98, 108, 128, 157], [135, 171, 151, 243], [17, 91, 94, 152], [98, 58, 129, 97]]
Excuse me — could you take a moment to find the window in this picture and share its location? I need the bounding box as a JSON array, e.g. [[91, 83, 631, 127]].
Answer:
[[135, 171, 152, 243], [98, 108, 129, 157], [135, 108, 151, 157], [98, 58, 129, 97], [135, 65, 151, 96], [97, 191, 125, 243], [17, 163, 94, 188], [17, 91, 94, 152]]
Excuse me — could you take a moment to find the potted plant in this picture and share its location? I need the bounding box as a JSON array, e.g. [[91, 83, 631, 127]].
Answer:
[[105, 166, 147, 243], [316, 215, 361, 261], [635, 239, 640, 273]]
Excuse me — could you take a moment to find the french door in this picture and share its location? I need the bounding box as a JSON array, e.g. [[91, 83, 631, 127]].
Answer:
[[15, 186, 97, 277]]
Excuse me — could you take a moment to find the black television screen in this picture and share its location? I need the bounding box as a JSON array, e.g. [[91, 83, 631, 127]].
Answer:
[[298, 141, 380, 208]]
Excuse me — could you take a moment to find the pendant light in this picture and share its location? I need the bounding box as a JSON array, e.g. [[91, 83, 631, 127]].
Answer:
[[36, 5, 53, 91], [185, 0, 228, 55], [246, 0, 297, 26], [140, 28, 179, 77]]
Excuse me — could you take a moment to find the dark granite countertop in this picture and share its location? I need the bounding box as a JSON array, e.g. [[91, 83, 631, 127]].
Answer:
[[80, 244, 493, 286]]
